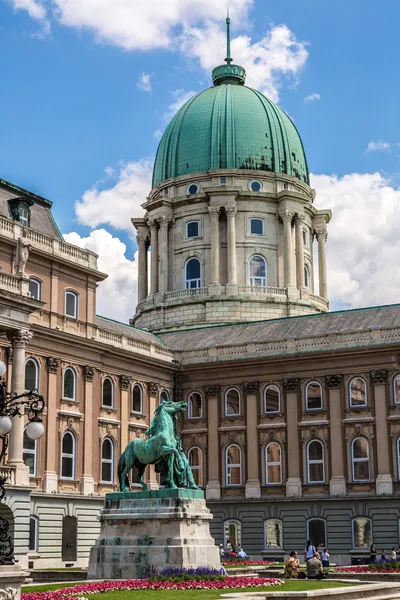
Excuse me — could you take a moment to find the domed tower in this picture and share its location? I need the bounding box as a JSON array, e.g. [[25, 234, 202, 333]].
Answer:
[[132, 17, 331, 333]]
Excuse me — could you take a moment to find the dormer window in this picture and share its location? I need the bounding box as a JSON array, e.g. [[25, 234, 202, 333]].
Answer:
[[8, 197, 33, 227]]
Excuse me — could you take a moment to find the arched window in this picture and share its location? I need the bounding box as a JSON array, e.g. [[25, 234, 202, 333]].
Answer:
[[63, 367, 76, 400], [188, 392, 202, 419], [394, 375, 400, 404], [224, 519, 241, 548], [304, 265, 310, 289], [132, 384, 143, 413], [305, 381, 323, 411], [29, 516, 38, 552], [61, 431, 76, 479], [265, 442, 282, 485], [23, 428, 37, 476], [264, 519, 283, 549], [65, 290, 78, 319], [349, 377, 367, 408], [160, 389, 169, 403], [29, 278, 41, 301], [102, 378, 114, 408], [188, 446, 203, 487], [264, 385, 280, 413], [225, 444, 242, 486], [351, 437, 370, 481], [101, 437, 114, 483], [352, 517, 372, 549], [249, 255, 267, 286], [185, 258, 201, 289], [307, 440, 325, 483], [25, 358, 39, 392], [302, 228, 308, 247], [225, 388, 240, 416], [307, 518, 327, 548]]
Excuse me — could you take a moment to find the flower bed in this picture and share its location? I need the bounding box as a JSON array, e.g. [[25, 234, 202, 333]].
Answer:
[[336, 563, 400, 574], [222, 559, 275, 566], [22, 576, 283, 600]]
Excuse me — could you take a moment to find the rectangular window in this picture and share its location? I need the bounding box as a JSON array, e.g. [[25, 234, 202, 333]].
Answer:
[[62, 456, 73, 479], [29, 518, 38, 552], [186, 221, 200, 238], [250, 218, 264, 235]]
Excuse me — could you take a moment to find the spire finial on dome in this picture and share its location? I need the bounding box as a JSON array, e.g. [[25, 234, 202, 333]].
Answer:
[[225, 8, 232, 64], [212, 12, 246, 86]]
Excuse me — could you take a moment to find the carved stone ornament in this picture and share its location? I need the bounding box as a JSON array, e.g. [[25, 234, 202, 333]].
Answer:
[[370, 370, 388, 385], [225, 206, 237, 216], [47, 357, 61, 373], [315, 228, 328, 242], [208, 206, 220, 218], [9, 328, 33, 348], [279, 209, 295, 223], [244, 381, 259, 394], [283, 378, 299, 392], [136, 232, 148, 245], [0, 587, 18, 600], [157, 215, 172, 228], [148, 382, 159, 396], [325, 374, 343, 388], [119, 375, 133, 390], [6, 346, 12, 364], [205, 385, 221, 398], [83, 366, 96, 382]]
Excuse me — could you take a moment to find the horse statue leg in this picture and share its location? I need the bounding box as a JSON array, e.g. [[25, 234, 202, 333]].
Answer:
[[118, 452, 128, 492], [136, 462, 147, 489]]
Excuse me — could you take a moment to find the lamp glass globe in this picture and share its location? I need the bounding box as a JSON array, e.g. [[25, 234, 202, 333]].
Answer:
[[0, 416, 12, 435], [0, 361, 6, 377], [26, 421, 44, 440]]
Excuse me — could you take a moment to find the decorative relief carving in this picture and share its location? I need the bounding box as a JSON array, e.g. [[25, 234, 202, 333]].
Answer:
[[148, 382, 159, 396], [157, 215, 172, 228], [119, 375, 133, 390], [244, 381, 259, 394], [315, 228, 328, 241], [283, 378, 299, 392], [6, 346, 12, 364], [205, 385, 221, 398], [325, 374, 343, 388], [370, 370, 388, 385], [0, 587, 18, 600], [83, 366, 96, 382], [47, 357, 61, 373], [279, 209, 295, 223], [9, 328, 33, 348], [208, 206, 220, 218], [225, 206, 237, 217]]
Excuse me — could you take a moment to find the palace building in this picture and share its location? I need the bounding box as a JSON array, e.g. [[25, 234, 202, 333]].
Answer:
[[1, 26, 400, 568]]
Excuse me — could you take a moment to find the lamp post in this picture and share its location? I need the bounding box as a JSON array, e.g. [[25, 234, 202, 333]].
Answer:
[[0, 359, 45, 565]]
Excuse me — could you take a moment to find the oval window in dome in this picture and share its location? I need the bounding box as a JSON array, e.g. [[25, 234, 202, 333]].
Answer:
[[250, 180, 263, 192], [187, 183, 199, 195]]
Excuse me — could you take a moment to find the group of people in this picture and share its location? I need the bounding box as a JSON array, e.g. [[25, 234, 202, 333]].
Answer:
[[370, 544, 400, 563], [219, 541, 248, 559], [284, 541, 330, 580]]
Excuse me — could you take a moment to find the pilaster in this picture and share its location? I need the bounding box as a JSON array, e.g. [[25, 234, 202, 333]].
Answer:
[[326, 374, 346, 496], [208, 207, 221, 294], [157, 216, 171, 293], [279, 210, 295, 290], [205, 385, 221, 500], [81, 365, 97, 495], [43, 356, 61, 493], [371, 370, 392, 495], [148, 220, 159, 295], [283, 378, 302, 497], [120, 375, 132, 455], [244, 382, 261, 499], [225, 206, 238, 294], [295, 213, 306, 289]]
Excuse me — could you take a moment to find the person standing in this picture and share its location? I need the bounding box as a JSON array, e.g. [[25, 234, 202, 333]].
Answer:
[[321, 547, 330, 568], [304, 540, 315, 562], [370, 543, 377, 563], [391, 548, 397, 562]]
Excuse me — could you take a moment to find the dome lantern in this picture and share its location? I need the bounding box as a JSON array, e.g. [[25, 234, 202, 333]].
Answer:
[[212, 14, 246, 86]]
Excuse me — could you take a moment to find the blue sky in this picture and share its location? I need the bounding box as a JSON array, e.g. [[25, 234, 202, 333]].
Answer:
[[1, 0, 400, 321]]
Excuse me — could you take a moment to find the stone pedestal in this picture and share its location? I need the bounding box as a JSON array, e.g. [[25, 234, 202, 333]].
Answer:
[[286, 477, 302, 498], [0, 565, 30, 600], [376, 474, 393, 496], [329, 475, 347, 496], [88, 489, 221, 579]]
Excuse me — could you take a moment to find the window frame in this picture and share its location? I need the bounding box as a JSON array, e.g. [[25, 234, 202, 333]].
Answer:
[[65, 289, 78, 319], [187, 446, 204, 488], [306, 439, 325, 484], [302, 228, 308, 247], [352, 517, 372, 550], [249, 179, 263, 192], [264, 518, 283, 549], [28, 277, 42, 301], [224, 388, 241, 417], [249, 217, 265, 236], [101, 437, 114, 484], [225, 443, 242, 487], [307, 518, 327, 549], [61, 431, 76, 480], [264, 385, 280, 414], [63, 367, 77, 401], [248, 255, 267, 287], [349, 376, 368, 408], [132, 383, 143, 414], [102, 377, 114, 409], [223, 519, 242, 548], [25, 357, 39, 392], [187, 183, 199, 195], [187, 391, 203, 419], [304, 264, 310, 289], [23, 428, 38, 477], [186, 220, 200, 239], [265, 441, 282, 485], [19, 207, 29, 227], [29, 516, 39, 552], [305, 381, 323, 411], [394, 374, 400, 405], [351, 436, 370, 482], [185, 257, 202, 289]]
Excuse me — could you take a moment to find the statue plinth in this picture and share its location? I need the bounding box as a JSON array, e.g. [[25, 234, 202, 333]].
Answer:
[[88, 489, 221, 579]]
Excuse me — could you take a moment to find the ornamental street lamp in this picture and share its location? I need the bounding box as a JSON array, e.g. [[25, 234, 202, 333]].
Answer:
[[0, 359, 45, 565]]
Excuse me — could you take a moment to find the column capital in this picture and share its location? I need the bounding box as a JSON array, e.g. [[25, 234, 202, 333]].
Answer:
[[136, 232, 148, 245], [147, 218, 158, 230], [315, 227, 328, 241], [83, 366, 97, 382], [225, 205, 237, 216], [325, 374, 343, 388], [296, 212, 306, 224], [208, 206, 221, 218], [119, 374, 133, 390], [148, 382, 159, 396], [283, 378, 299, 392], [9, 329, 33, 348], [157, 215, 172, 228], [370, 370, 388, 385], [244, 381, 259, 394], [205, 384, 221, 398], [6, 346, 13, 364], [279, 209, 295, 223], [47, 357, 61, 373]]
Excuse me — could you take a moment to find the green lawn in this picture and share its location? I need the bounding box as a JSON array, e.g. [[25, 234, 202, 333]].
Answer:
[[22, 580, 350, 598]]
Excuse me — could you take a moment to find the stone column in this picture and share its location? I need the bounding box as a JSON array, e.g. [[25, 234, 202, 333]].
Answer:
[[81, 366, 96, 495], [208, 207, 221, 294], [280, 210, 295, 288], [316, 228, 328, 299], [157, 216, 171, 293], [326, 375, 346, 496], [148, 220, 159, 295], [7, 329, 32, 486], [120, 375, 132, 455], [244, 382, 261, 499], [284, 378, 302, 497], [136, 233, 149, 303], [225, 206, 238, 294], [147, 383, 159, 489], [43, 357, 61, 493], [295, 213, 306, 289], [371, 370, 393, 495], [205, 385, 221, 500]]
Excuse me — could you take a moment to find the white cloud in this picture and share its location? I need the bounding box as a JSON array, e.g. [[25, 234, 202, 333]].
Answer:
[[154, 129, 163, 140], [163, 88, 196, 123], [366, 140, 392, 152], [63, 229, 138, 323], [75, 159, 153, 231], [312, 172, 400, 310], [10, 0, 50, 35], [137, 72, 152, 93], [304, 93, 320, 103]]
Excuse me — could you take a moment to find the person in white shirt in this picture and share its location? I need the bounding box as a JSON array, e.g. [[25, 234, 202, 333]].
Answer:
[[304, 540, 316, 562], [321, 548, 330, 568], [391, 548, 397, 562]]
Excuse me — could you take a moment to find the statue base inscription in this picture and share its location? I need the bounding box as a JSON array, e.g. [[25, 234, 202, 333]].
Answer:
[[88, 489, 221, 579]]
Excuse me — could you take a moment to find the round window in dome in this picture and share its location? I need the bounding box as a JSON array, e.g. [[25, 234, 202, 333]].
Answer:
[[249, 180, 263, 192], [187, 183, 199, 195]]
